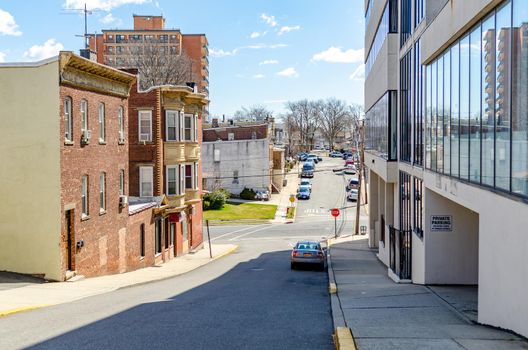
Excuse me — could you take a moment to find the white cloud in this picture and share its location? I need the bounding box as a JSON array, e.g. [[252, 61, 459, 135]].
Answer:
[[0, 8, 22, 36], [250, 31, 267, 39], [261, 13, 277, 27], [0, 51, 6, 63], [349, 64, 365, 81], [312, 46, 364, 64], [210, 44, 286, 58], [278, 25, 301, 36], [100, 13, 122, 25], [259, 60, 279, 65], [23, 39, 64, 61], [253, 74, 265, 79], [276, 67, 298, 78], [63, 0, 150, 11], [210, 48, 237, 57]]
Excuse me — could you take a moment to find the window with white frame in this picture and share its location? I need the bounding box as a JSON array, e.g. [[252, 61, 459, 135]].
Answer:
[[99, 172, 106, 212], [166, 165, 179, 196], [185, 164, 193, 189], [99, 103, 105, 142], [139, 166, 153, 197], [82, 175, 89, 217], [118, 106, 124, 142], [80, 99, 88, 132], [184, 113, 193, 141], [119, 169, 125, 196], [166, 110, 179, 141], [194, 163, 199, 189], [138, 110, 152, 142], [64, 97, 72, 142]]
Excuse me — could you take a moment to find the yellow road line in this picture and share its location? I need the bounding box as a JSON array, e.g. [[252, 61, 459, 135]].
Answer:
[[0, 304, 50, 317]]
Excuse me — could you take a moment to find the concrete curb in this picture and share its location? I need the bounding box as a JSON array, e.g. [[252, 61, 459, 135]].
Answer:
[[328, 244, 357, 350], [0, 304, 50, 317]]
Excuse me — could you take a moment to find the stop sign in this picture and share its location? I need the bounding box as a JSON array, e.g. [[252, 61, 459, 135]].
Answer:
[[331, 208, 340, 217]]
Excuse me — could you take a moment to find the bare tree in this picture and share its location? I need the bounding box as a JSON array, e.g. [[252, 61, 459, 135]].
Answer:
[[234, 105, 272, 121], [130, 46, 198, 91], [347, 104, 364, 150], [284, 100, 320, 152], [318, 98, 351, 150]]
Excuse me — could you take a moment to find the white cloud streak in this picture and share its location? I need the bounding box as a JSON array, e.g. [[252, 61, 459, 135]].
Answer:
[[259, 60, 279, 65], [0, 8, 22, 36], [261, 13, 277, 27], [349, 64, 365, 81], [276, 67, 298, 78], [312, 46, 364, 64], [278, 25, 301, 36], [63, 0, 150, 11], [100, 13, 122, 25], [210, 44, 287, 58], [23, 39, 64, 61], [253, 74, 265, 79], [250, 31, 266, 39]]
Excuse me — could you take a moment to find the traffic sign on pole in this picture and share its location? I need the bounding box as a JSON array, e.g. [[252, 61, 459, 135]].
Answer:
[[331, 208, 340, 217]]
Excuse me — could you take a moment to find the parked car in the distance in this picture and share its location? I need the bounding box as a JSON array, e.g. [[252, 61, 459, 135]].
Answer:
[[300, 179, 312, 192], [347, 189, 359, 202], [297, 187, 311, 199], [342, 152, 353, 159], [298, 152, 308, 161], [301, 161, 315, 178], [330, 151, 343, 158], [344, 164, 357, 175], [291, 241, 325, 270], [346, 178, 359, 191], [307, 154, 319, 164], [255, 190, 270, 201]]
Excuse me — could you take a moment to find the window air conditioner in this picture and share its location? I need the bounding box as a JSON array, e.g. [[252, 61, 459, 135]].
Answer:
[[139, 133, 150, 142], [119, 131, 125, 142], [82, 129, 92, 142], [119, 195, 128, 207]]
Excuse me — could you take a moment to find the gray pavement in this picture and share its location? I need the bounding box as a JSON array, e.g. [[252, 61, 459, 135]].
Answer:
[[329, 237, 528, 350]]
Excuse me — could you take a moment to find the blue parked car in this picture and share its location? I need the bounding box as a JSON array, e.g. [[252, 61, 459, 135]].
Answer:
[[297, 187, 311, 199]]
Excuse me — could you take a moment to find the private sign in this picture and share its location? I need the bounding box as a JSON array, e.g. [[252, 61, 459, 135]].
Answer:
[[431, 215, 452, 231]]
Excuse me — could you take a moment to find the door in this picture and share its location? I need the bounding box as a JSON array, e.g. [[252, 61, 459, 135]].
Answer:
[[65, 210, 74, 271]]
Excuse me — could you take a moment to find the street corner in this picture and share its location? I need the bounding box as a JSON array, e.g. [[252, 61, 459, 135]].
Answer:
[[334, 327, 357, 350], [0, 304, 50, 318], [213, 244, 239, 260]]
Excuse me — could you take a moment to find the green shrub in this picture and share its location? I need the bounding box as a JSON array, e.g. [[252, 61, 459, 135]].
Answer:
[[203, 190, 228, 210], [239, 187, 257, 200]]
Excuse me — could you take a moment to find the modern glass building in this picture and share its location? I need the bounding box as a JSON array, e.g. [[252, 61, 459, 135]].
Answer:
[[364, 0, 528, 338]]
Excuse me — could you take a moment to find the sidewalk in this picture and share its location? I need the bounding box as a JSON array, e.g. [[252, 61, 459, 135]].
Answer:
[[328, 237, 528, 350], [271, 169, 300, 224], [0, 243, 237, 317]]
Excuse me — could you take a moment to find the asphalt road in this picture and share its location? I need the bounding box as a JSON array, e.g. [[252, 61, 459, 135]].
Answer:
[[0, 155, 355, 350]]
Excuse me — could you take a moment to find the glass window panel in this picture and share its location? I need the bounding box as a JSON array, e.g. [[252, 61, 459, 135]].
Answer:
[[437, 55, 444, 173], [431, 60, 437, 171], [495, 2, 512, 191], [460, 35, 470, 180], [470, 26, 482, 183], [482, 15, 496, 186], [451, 44, 460, 177], [511, 0, 528, 196], [426, 65, 432, 169], [443, 51, 451, 175]]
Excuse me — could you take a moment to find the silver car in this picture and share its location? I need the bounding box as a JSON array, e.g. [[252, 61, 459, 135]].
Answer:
[[290, 241, 325, 270]]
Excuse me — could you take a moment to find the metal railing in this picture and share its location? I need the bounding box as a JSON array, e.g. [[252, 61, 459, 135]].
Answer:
[[388, 225, 412, 280]]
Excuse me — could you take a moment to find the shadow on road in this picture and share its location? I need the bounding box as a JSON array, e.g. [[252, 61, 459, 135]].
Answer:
[[26, 250, 334, 350]]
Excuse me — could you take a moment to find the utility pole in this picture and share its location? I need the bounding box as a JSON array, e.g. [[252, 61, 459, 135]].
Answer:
[[355, 120, 365, 235]]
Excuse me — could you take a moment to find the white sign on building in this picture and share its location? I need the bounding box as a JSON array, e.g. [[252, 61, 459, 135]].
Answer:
[[431, 215, 452, 232]]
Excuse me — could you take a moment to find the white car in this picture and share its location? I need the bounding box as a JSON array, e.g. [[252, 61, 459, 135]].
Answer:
[[344, 164, 357, 175], [347, 189, 359, 201]]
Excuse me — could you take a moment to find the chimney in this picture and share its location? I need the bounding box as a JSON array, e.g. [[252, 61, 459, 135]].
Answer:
[[79, 49, 97, 61]]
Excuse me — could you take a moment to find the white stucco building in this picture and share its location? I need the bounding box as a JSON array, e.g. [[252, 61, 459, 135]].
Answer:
[[365, 0, 528, 338]]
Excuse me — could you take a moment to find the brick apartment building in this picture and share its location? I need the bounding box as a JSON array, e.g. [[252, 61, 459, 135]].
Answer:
[[127, 76, 208, 262], [0, 52, 139, 280], [88, 15, 209, 97]]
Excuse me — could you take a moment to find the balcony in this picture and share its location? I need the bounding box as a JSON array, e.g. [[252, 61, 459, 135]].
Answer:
[[185, 189, 201, 204], [164, 142, 186, 163], [185, 143, 200, 161]]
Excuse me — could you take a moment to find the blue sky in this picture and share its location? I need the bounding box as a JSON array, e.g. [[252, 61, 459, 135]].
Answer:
[[0, 0, 365, 117]]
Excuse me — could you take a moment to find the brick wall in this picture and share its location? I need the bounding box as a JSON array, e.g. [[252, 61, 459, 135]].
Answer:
[[203, 124, 269, 142], [126, 207, 155, 270], [60, 85, 129, 278], [133, 15, 165, 30]]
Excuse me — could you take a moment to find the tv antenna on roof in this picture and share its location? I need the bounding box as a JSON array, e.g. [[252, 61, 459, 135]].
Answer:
[[60, 3, 102, 49]]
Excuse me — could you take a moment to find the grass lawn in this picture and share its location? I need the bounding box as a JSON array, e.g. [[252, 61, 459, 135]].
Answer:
[[203, 202, 278, 221]]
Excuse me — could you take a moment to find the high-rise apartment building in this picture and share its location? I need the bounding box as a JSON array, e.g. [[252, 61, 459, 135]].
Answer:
[[89, 15, 209, 96], [364, 0, 528, 338]]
